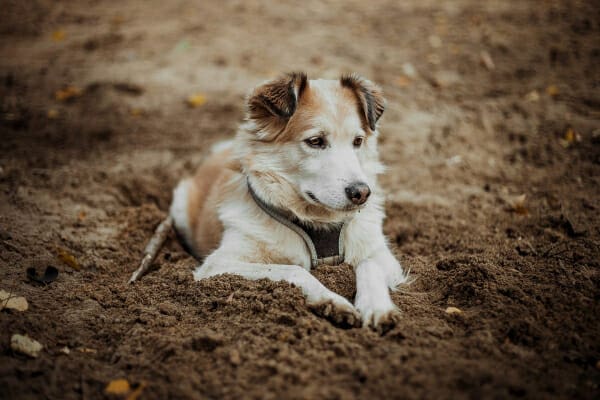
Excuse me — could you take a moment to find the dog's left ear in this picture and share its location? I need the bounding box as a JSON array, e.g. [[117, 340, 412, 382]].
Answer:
[[340, 74, 385, 132], [247, 72, 308, 140]]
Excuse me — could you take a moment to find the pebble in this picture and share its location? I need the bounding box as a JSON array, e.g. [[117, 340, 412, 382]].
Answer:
[[229, 349, 241, 366], [11, 334, 43, 358], [445, 306, 463, 315], [0, 290, 28, 312]]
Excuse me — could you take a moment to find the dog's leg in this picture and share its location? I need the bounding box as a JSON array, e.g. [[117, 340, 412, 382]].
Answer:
[[195, 257, 361, 327], [355, 247, 407, 333]]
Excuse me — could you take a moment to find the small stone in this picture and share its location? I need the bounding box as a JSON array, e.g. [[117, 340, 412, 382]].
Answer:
[[401, 62, 417, 78], [0, 290, 28, 312], [445, 306, 463, 315], [229, 349, 241, 366], [428, 34, 442, 48], [11, 334, 43, 357], [60, 346, 70, 355]]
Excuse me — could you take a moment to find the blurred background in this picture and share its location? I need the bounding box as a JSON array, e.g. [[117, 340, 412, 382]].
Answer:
[[1, 1, 599, 399]]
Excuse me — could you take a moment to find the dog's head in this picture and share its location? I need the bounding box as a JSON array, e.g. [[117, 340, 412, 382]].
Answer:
[[240, 72, 386, 224]]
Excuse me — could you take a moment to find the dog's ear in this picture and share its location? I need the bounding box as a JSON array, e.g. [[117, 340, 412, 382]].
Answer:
[[247, 72, 308, 140], [340, 73, 385, 132]]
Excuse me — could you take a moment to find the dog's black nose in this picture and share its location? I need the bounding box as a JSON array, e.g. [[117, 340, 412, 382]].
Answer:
[[345, 182, 371, 205]]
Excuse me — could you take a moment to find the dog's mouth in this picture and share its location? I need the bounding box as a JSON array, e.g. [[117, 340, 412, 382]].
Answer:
[[303, 191, 362, 212]]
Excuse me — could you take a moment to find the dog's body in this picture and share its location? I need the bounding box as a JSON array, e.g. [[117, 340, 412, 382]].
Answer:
[[170, 73, 407, 330]]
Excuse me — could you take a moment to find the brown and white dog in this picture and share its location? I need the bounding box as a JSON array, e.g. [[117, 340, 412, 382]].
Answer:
[[170, 73, 407, 331]]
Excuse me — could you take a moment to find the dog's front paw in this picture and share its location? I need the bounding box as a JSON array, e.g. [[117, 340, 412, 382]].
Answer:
[[357, 305, 400, 335], [309, 295, 361, 328]]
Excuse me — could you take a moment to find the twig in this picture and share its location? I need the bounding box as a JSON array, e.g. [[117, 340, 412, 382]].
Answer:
[[128, 216, 173, 284]]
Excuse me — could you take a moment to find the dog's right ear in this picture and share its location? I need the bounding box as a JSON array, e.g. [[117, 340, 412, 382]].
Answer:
[[247, 72, 308, 140]]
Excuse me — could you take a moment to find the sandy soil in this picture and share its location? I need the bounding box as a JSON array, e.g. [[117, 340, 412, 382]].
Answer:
[[1, 0, 599, 399]]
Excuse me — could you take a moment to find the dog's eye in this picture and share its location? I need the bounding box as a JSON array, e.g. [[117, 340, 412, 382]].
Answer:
[[305, 136, 326, 148], [353, 137, 364, 148]]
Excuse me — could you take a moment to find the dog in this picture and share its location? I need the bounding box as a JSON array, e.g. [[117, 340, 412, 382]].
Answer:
[[170, 72, 407, 331]]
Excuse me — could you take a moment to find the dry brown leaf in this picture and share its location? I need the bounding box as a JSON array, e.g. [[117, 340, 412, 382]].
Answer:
[[560, 128, 581, 148], [11, 334, 43, 357], [56, 247, 80, 270], [55, 86, 82, 101], [105, 379, 131, 395], [47, 109, 59, 119], [0, 290, 28, 312], [546, 84, 559, 97], [186, 94, 206, 108], [509, 194, 529, 215], [77, 347, 97, 354], [52, 30, 66, 41]]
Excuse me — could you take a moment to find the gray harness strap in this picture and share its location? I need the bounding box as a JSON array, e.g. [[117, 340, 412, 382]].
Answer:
[[247, 181, 347, 268]]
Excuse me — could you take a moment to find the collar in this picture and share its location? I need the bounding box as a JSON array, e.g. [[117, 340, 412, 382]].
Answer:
[[247, 179, 348, 268]]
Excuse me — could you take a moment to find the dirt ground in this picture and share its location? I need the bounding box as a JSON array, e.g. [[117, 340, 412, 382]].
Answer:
[[1, 0, 599, 399]]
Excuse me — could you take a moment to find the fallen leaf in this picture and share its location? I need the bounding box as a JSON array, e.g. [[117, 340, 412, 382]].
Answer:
[[509, 194, 529, 215], [52, 30, 66, 41], [129, 108, 144, 117], [11, 334, 43, 358], [47, 109, 59, 119], [560, 128, 581, 148], [445, 307, 463, 315], [55, 86, 82, 101], [56, 247, 80, 270], [77, 211, 87, 221], [77, 347, 97, 354], [546, 84, 559, 97], [105, 379, 131, 395], [186, 94, 206, 108]]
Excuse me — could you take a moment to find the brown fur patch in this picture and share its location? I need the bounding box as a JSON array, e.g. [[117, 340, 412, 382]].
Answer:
[[340, 73, 385, 132], [187, 148, 240, 257], [247, 72, 307, 140]]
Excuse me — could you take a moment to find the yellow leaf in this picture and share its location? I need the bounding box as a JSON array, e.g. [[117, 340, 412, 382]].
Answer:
[[186, 94, 206, 108], [105, 379, 131, 395], [56, 247, 80, 270], [52, 30, 66, 41], [546, 84, 559, 97], [47, 109, 59, 119], [55, 86, 82, 101]]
